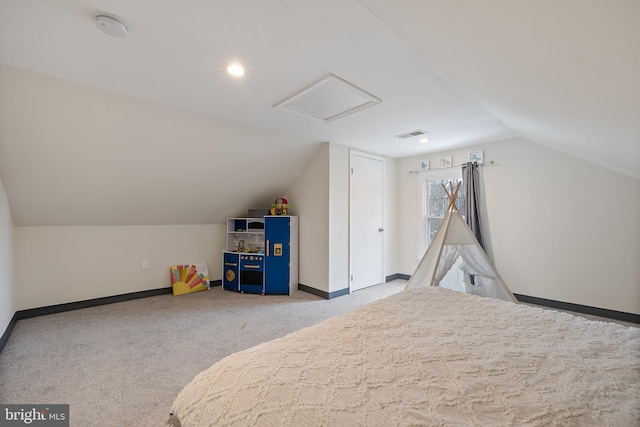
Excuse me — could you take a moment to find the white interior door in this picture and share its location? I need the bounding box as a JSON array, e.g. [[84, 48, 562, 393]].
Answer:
[[350, 152, 384, 292]]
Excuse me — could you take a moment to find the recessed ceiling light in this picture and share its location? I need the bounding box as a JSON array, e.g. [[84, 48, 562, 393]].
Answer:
[[227, 64, 245, 77], [419, 137, 429, 144]]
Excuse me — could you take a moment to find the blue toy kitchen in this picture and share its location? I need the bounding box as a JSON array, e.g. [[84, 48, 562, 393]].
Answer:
[[222, 216, 298, 295]]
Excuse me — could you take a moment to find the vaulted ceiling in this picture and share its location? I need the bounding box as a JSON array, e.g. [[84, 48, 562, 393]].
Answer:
[[0, 0, 638, 225]]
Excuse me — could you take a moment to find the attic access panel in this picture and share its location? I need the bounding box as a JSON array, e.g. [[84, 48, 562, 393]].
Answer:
[[274, 74, 381, 123]]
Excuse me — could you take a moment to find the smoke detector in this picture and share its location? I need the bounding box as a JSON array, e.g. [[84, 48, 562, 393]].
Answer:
[[95, 14, 128, 38]]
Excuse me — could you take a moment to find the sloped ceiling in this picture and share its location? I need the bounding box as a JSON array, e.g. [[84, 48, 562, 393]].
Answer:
[[0, 0, 638, 226], [0, 64, 322, 226], [360, 0, 640, 178]]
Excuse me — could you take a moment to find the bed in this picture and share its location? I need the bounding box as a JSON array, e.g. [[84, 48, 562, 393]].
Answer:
[[169, 287, 640, 426]]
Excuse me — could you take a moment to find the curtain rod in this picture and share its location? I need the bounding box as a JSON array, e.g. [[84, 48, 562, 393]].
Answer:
[[462, 160, 494, 167], [408, 160, 494, 175]]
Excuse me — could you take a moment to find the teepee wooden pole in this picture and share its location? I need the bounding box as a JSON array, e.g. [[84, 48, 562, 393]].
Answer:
[[443, 181, 462, 212], [443, 183, 452, 200]]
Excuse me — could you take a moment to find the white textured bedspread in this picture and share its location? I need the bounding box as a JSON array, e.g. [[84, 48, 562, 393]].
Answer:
[[170, 287, 640, 426]]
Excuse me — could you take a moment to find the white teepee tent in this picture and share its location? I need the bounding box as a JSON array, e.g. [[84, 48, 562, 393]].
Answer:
[[406, 182, 517, 303]]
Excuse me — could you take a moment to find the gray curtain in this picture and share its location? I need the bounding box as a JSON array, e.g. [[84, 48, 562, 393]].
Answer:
[[462, 162, 484, 248]]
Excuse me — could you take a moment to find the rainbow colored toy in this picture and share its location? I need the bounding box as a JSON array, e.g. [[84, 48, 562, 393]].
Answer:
[[170, 264, 210, 296]]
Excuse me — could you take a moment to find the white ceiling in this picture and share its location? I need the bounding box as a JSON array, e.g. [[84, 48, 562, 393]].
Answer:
[[0, 0, 518, 158], [0, 0, 638, 225], [1, 0, 637, 166]]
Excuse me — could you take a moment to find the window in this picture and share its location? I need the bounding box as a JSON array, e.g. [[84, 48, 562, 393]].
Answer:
[[418, 169, 464, 257]]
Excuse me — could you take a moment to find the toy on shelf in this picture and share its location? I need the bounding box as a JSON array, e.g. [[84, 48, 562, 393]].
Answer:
[[270, 197, 291, 215]]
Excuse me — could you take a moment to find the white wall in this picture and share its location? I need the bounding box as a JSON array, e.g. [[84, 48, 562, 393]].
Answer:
[[398, 137, 640, 314], [284, 144, 330, 292], [286, 142, 398, 295], [13, 225, 226, 310], [7, 141, 391, 310], [0, 176, 14, 333], [384, 158, 399, 277], [328, 144, 350, 293]]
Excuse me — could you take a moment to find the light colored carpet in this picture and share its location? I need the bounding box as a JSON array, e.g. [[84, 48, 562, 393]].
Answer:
[[0, 281, 405, 427]]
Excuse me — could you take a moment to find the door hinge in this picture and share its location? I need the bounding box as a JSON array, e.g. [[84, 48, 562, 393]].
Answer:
[[350, 274, 353, 281], [351, 167, 354, 175]]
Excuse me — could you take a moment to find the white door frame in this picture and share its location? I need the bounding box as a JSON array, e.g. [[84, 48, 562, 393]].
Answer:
[[349, 150, 385, 292]]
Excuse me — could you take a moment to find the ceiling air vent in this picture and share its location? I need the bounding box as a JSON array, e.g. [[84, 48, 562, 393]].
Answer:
[[394, 129, 427, 140]]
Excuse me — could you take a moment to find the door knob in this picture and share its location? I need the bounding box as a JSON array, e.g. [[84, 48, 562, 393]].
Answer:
[[378, 227, 384, 232]]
